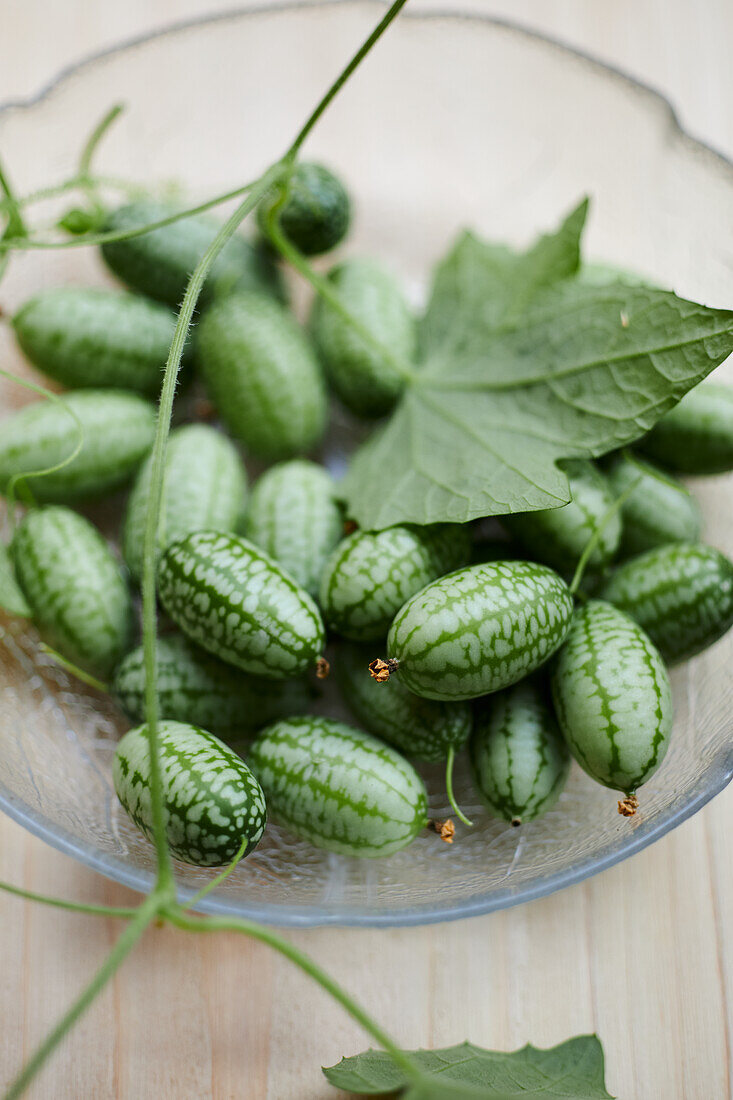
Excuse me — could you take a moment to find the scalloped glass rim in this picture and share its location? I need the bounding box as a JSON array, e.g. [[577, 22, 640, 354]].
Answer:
[[0, 0, 731, 928]]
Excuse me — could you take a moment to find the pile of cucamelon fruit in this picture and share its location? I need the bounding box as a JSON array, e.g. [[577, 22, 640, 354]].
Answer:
[[3, 162, 733, 869]]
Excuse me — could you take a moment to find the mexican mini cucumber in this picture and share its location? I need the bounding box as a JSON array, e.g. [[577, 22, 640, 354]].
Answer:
[[113, 634, 313, 740], [551, 600, 673, 804], [0, 390, 155, 504], [157, 530, 325, 679], [311, 257, 416, 418], [599, 542, 733, 665], [113, 720, 267, 866], [377, 561, 574, 701], [13, 506, 133, 678], [320, 523, 471, 642], [245, 460, 342, 598], [605, 451, 701, 557], [12, 287, 180, 397], [469, 679, 570, 825], [248, 716, 428, 857], [196, 292, 328, 461], [336, 642, 472, 763], [259, 161, 351, 255], [123, 423, 247, 584], [639, 380, 733, 475], [101, 199, 284, 308], [502, 459, 621, 572]]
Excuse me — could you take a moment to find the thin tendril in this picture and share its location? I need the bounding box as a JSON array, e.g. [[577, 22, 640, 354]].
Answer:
[[182, 836, 249, 911], [165, 910, 424, 1087], [78, 104, 125, 179], [568, 472, 640, 596], [264, 210, 416, 384], [3, 895, 160, 1100], [0, 157, 27, 239], [0, 879, 136, 919], [445, 746, 473, 827], [38, 644, 109, 694]]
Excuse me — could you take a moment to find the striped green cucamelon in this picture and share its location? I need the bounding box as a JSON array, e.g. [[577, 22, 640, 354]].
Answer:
[[0, 390, 155, 503], [502, 460, 621, 572], [551, 600, 673, 802], [380, 561, 574, 702], [259, 161, 351, 255], [470, 679, 570, 825], [639, 380, 733, 475], [12, 287, 179, 397], [245, 460, 342, 598], [248, 716, 428, 857], [605, 451, 701, 558], [311, 257, 416, 418], [123, 423, 247, 584], [336, 642, 472, 762], [101, 199, 284, 308], [599, 542, 733, 665], [113, 634, 314, 740], [12, 506, 133, 678], [157, 530, 325, 679], [196, 292, 328, 461], [113, 720, 267, 866], [0, 542, 31, 618], [320, 523, 471, 642]]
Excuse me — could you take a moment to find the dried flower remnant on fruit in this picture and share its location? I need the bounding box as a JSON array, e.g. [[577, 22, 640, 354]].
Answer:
[[316, 657, 331, 679], [618, 794, 639, 817], [429, 818, 455, 844], [369, 657, 399, 682]]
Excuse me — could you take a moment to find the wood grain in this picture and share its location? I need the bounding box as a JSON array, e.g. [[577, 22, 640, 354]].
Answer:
[[0, 3, 731, 1098]]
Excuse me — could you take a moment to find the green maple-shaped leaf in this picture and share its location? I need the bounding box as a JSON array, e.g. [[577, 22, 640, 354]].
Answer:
[[0, 542, 30, 618], [340, 201, 733, 529], [323, 1035, 614, 1099]]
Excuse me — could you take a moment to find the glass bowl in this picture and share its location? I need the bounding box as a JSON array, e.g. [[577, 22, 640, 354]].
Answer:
[[0, 1, 731, 928]]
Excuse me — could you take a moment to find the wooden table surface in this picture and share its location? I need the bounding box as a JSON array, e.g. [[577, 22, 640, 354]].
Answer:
[[1, 2, 732, 1098]]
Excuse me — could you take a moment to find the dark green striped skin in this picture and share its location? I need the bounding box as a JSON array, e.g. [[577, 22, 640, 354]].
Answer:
[[259, 162, 351, 255], [157, 531, 325, 679], [387, 561, 574, 702], [599, 542, 733, 665], [248, 716, 428, 857], [12, 507, 133, 678], [101, 199, 284, 308], [336, 643, 472, 762], [245, 460, 342, 598], [502, 460, 621, 572], [551, 600, 673, 795], [123, 423, 247, 584], [12, 287, 179, 397], [113, 635, 314, 740], [0, 390, 155, 504], [113, 720, 267, 867], [470, 679, 570, 824], [311, 257, 416, 418], [320, 524, 471, 642], [605, 452, 701, 558], [639, 380, 733, 475], [196, 292, 327, 461]]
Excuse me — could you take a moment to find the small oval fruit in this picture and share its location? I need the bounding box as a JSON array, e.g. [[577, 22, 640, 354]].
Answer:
[[605, 451, 701, 557], [123, 423, 247, 584], [196, 292, 327, 461], [245, 460, 342, 598], [639, 380, 733, 475], [12, 506, 133, 678], [260, 162, 351, 255], [336, 642, 472, 763], [599, 542, 733, 665], [551, 600, 673, 801], [113, 720, 267, 866], [502, 459, 621, 572], [12, 287, 179, 396], [101, 199, 284, 308], [0, 390, 155, 504], [320, 523, 471, 642], [113, 634, 314, 739], [470, 679, 570, 825], [157, 530, 325, 679], [248, 716, 428, 857], [311, 257, 416, 418]]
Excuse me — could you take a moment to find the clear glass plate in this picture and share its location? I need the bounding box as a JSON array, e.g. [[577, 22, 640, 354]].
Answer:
[[0, 1, 731, 928]]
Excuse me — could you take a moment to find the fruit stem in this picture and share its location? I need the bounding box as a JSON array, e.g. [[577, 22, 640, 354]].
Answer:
[[444, 746, 473, 827]]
